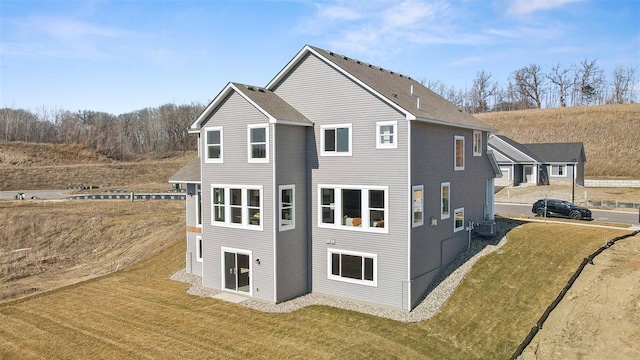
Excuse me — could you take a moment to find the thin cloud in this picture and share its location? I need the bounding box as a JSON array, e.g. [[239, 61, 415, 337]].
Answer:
[[506, 0, 585, 15], [1, 15, 144, 60]]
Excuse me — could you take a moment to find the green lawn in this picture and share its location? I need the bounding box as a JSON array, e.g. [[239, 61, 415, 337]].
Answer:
[[0, 222, 630, 359]]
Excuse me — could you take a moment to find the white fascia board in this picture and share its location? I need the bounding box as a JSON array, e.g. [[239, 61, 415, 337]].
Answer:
[[490, 136, 538, 163], [266, 45, 415, 121], [190, 83, 235, 130], [413, 116, 497, 133], [270, 119, 314, 127], [168, 180, 202, 184]]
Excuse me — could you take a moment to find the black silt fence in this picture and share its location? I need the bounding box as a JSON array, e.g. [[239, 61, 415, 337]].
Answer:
[[510, 230, 640, 360]]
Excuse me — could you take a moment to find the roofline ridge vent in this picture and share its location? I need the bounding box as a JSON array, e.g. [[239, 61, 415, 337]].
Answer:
[[248, 86, 256, 91]]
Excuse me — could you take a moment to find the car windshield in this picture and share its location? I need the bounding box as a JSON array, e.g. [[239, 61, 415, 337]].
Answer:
[[560, 201, 574, 206]]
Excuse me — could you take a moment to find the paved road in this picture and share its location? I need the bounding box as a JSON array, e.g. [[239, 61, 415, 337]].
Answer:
[[0, 189, 71, 200], [495, 202, 640, 226]]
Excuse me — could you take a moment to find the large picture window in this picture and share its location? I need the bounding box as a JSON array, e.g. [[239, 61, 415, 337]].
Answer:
[[455, 136, 465, 170], [212, 185, 263, 230], [279, 185, 295, 231], [321, 124, 352, 156], [441, 182, 450, 220], [412, 185, 423, 227], [205, 127, 223, 163], [376, 121, 397, 149], [328, 249, 377, 286], [318, 185, 388, 232]]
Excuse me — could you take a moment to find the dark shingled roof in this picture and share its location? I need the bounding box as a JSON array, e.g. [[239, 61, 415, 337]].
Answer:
[[523, 142, 586, 163], [232, 83, 312, 126], [306, 46, 496, 132], [169, 156, 201, 183]]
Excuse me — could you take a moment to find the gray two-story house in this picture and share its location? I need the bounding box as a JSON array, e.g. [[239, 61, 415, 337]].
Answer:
[[170, 45, 500, 311]]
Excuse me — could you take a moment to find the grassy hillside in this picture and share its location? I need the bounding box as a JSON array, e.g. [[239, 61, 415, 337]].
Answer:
[[0, 142, 196, 191], [0, 213, 631, 359], [0, 200, 184, 301], [476, 104, 640, 179]]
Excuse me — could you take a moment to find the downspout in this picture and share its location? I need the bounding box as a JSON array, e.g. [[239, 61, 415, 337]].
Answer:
[[407, 118, 412, 311]]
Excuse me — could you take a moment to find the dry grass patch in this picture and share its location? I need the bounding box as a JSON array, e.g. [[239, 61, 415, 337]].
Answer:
[[0, 200, 184, 302], [477, 104, 640, 178], [0, 215, 630, 359]]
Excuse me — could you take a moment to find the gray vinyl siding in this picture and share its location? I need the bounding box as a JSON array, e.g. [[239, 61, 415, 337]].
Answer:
[[199, 91, 275, 302], [409, 123, 494, 308], [274, 124, 309, 302], [273, 52, 410, 309], [186, 231, 202, 276]]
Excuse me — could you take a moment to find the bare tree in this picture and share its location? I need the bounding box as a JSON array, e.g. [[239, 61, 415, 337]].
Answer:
[[610, 65, 636, 104], [574, 58, 605, 105], [547, 63, 574, 107], [469, 71, 498, 113], [513, 64, 546, 108]]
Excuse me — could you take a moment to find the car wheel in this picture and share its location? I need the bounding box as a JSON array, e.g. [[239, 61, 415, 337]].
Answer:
[[570, 211, 581, 220], [536, 208, 546, 217]]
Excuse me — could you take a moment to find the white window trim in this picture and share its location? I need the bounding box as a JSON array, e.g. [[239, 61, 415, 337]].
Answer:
[[441, 182, 451, 220], [320, 123, 352, 156], [204, 127, 223, 163], [211, 185, 263, 231], [454, 135, 465, 171], [317, 184, 388, 234], [220, 247, 253, 297], [376, 121, 398, 149], [327, 248, 377, 287], [412, 185, 423, 227], [279, 184, 295, 232], [247, 124, 269, 163], [196, 236, 203, 263], [473, 130, 482, 156], [550, 164, 567, 177], [453, 207, 464, 232]]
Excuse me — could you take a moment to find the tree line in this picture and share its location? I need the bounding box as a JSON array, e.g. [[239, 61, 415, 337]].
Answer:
[[0, 103, 204, 161], [1, 58, 636, 160], [422, 59, 637, 113]]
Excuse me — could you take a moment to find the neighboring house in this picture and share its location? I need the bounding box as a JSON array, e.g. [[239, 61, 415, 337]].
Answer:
[[488, 134, 586, 187], [170, 45, 500, 311]]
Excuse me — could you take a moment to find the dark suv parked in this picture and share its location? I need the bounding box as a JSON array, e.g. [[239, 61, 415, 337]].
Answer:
[[532, 199, 593, 220]]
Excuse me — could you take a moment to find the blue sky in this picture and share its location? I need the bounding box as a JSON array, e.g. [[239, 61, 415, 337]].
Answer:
[[2, 0, 639, 115]]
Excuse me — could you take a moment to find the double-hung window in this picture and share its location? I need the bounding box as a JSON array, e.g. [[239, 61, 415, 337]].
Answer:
[[473, 130, 482, 156], [376, 121, 397, 149], [454, 135, 465, 170], [279, 185, 295, 231], [328, 249, 377, 286], [454, 208, 464, 232], [321, 124, 352, 156], [441, 182, 450, 220], [205, 127, 223, 163], [551, 165, 566, 177], [248, 124, 269, 163], [212, 185, 263, 230], [412, 185, 423, 227], [318, 185, 388, 232]]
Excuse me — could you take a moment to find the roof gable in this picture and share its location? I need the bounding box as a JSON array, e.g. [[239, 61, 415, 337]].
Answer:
[[267, 45, 496, 132], [488, 135, 540, 163], [169, 156, 201, 183], [190, 82, 312, 130]]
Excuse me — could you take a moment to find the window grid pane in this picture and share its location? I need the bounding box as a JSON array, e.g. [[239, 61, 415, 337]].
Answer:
[[321, 188, 335, 224], [413, 188, 423, 224], [336, 128, 349, 152], [342, 189, 362, 226], [369, 190, 385, 228], [324, 129, 336, 152]]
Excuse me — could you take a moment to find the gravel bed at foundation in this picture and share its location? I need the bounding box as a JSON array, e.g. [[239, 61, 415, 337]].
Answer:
[[170, 222, 514, 323]]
